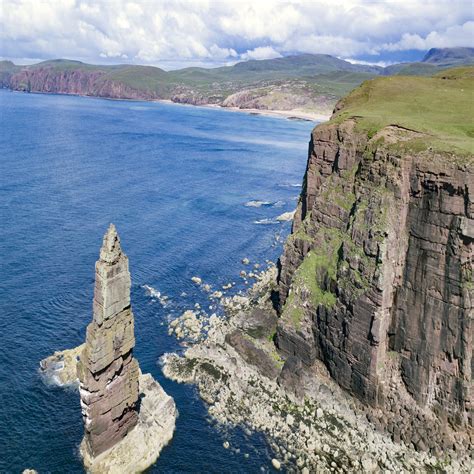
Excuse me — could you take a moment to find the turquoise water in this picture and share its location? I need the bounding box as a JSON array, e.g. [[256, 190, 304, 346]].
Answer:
[[0, 90, 315, 472]]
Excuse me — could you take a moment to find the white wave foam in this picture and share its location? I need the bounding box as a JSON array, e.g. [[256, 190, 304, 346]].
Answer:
[[244, 200, 272, 208], [278, 183, 301, 188], [253, 219, 279, 225], [143, 285, 170, 306]]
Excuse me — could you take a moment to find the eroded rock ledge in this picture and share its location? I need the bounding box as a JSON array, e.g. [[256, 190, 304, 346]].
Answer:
[[40, 225, 176, 473], [41, 350, 177, 474]]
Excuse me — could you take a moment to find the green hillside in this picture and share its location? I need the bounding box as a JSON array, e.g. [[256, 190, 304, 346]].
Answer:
[[333, 67, 474, 155], [3, 49, 473, 117]]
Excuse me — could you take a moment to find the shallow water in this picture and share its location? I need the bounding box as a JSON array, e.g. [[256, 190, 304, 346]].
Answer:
[[0, 89, 315, 473]]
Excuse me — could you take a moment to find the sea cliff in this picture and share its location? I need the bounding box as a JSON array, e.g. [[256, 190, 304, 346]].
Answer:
[[277, 68, 473, 453], [163, 67, 473, 472]]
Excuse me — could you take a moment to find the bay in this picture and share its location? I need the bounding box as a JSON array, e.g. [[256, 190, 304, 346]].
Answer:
[[0, 89, 315, 473]]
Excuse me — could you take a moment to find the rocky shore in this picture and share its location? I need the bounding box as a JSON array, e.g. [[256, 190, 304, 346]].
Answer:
[[162, 267, 472, 472], [81, 372, 176, 474], [39, 344, 84, 386]]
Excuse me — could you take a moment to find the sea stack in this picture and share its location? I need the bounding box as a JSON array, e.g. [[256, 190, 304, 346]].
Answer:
[[77, 224, 140, 457], [40, 224, 177, 472]]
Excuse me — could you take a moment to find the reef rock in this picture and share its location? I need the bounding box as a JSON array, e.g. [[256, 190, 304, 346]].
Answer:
[[40, 344, 85, 386]]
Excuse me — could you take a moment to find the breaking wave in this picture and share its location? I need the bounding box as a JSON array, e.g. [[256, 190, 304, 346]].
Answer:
[[253, 219, 279, 225]]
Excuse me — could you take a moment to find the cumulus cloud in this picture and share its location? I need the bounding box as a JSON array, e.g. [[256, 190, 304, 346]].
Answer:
[[382, 21, 474, 51], [0, 0, 472, 68], [241, 46, 282, 60]]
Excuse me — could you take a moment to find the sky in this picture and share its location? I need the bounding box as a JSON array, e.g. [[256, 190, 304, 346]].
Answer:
[[1, 0, 473, 69]]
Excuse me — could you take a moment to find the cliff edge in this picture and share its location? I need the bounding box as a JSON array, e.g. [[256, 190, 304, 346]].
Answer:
[[277, 67, 473, 453]]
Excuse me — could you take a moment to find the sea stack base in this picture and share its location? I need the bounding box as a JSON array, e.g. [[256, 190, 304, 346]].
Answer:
[[81, 372, 177, 474]]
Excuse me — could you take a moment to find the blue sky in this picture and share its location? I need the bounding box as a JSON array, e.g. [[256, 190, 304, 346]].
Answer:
[[1, 0, 473, 69]]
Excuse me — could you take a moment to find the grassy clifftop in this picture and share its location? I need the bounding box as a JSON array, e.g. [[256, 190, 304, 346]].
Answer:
[[333, 67, 474, 155]]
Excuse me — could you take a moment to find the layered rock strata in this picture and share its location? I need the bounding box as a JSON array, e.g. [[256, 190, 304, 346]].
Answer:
[[163, 268, 472, 472], [82, 372, 176, 474], [77, 224, 140, 457], [40, 224, 177, 472], [276, 119, 473, 452]]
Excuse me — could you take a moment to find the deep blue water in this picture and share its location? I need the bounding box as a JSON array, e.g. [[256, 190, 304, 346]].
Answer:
[[0, 89, 314, 473]]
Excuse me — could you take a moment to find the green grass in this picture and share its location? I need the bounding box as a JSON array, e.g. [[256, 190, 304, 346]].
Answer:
[[296, 251, 338, 307], [107, 66, 173, 94], [383, 62, 438, 76], [281, 231, 340, 329], [333, 67, 474, 155]]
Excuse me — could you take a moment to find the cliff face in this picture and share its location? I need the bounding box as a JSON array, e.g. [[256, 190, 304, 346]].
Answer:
[[8, 66, 162, 100], [277, 73, 473, 453], [77, 224, 140, 457]]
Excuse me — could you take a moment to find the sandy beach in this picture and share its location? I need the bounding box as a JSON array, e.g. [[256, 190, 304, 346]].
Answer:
[[157, 99, 331, 122]]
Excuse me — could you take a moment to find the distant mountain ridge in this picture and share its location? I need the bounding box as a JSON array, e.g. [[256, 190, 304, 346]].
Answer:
[[422, 47, 474, 66], [1, 47, 473, 118], [383, 47, 474, 76]]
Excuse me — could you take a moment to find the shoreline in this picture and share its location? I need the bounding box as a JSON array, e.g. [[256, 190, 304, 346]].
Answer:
[[5, 89, 331, 122], [223, 105, 331, 122], [162, 268, 473, 473], [157, 98, 331, 122]]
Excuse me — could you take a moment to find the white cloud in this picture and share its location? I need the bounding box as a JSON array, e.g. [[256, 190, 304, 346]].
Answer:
[[0, 0, 472, 68], [382, 21, 474, 51], [344, 58, 395, 68], [241, 46, 282, 60]]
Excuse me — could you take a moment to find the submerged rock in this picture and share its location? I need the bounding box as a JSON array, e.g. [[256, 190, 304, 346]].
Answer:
[[271, 458, 281, 470]]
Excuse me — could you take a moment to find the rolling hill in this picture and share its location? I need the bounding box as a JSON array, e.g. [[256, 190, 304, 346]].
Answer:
[[1, 48, 473, 118]]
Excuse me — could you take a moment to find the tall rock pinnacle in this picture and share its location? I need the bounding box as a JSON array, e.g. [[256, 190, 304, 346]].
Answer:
[[78, 224, 140, 457]]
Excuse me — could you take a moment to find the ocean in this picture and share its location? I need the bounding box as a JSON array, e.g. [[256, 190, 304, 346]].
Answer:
[[0, 89, 315, 473]]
